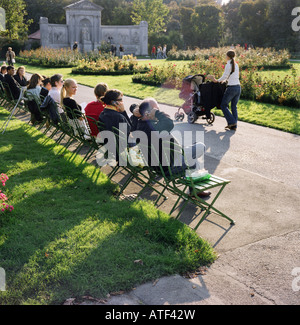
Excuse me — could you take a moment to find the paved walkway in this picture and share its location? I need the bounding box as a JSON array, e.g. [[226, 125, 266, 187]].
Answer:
[[24, 76, 300, 305]]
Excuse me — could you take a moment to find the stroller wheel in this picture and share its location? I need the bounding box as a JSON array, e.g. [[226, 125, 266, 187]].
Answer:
[[187, 111, 197, 124], [206, 112, 215, 124], [179, 113, 185, 121], [174, 112, 180, 121]]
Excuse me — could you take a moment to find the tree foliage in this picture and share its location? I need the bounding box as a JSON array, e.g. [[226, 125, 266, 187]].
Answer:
[[0, 0, 32, 39], [131, 0, 169, 33], [190, 4, 223, 47], [6, 0, 299, 52], [238, 0, 270, 47]]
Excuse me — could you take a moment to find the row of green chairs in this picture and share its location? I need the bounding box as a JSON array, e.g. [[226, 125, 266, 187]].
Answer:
[[110, 127, 235, 230]]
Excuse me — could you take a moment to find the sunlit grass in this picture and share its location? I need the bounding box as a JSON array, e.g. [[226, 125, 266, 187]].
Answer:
[[0, 110, 216, 305]]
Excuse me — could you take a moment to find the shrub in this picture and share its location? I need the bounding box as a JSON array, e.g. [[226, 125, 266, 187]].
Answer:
[[167, 46, 292, 70], [18, 47, 82, 67], [72, 55, 150, 75], [132, 48, 299, 108]]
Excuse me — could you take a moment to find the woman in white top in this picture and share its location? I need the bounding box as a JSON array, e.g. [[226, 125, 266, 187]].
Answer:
[[49, 74, 67, 122], [210, 50, 241, 131]]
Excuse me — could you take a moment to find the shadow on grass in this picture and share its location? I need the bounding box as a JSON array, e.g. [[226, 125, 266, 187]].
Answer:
[[0, 112, 216, 305]]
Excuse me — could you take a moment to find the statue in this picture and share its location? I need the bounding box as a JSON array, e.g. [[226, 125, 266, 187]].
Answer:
[[81, 24, 90, 42]]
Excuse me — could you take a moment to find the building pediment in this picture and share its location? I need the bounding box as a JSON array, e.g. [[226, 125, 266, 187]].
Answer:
[[64, 0, 103, 12]]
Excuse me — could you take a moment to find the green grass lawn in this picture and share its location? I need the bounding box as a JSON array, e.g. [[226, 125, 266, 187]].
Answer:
[[0, 109, 216, 305], [258, 62, 300, 80], [19, 62, 300, 135]]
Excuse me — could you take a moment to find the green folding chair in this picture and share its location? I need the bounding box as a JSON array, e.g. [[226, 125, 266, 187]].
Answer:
[[110, 126, 168, 201], [147, 139, 235, 230], [162, 143, 235, 229]]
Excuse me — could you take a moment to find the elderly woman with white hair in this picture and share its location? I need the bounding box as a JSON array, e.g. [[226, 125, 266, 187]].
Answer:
[[136, 97, 210, 198]]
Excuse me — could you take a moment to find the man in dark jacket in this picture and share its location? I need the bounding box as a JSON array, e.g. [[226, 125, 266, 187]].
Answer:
[[3, 66, 20, 100]]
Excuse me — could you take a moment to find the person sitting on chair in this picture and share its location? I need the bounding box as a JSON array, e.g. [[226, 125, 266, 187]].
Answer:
[[61, 78, 91, 140], [42, 77, 52, 92], [85, 83, 108, 137], [99, 89, 131, 136], [49, 74, 67, 122], [0, 65, 7, 79], [129, 103, 141, 132], [0, 65, 7, 92], [13, 66, 27, 87], [98, 89, 132, 163], [3, 66, 21, 100], [25, 73, 44, 123], [136, 98, 210, 198]]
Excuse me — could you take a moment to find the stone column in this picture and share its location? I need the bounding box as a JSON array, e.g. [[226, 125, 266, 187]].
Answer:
[[39, 17, 49, 47], [69, 14, 75, 47], [139, 21, 148, 56]]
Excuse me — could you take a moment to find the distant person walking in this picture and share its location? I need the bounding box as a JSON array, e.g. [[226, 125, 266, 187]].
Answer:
[[208, 50, 241, 131], [163, 44, 167, 59], [151, 45, 156, 59], [156, 46, 162, 59], [6, 47, 15, 66], [111, 44, 117, 56], [72, 42, 78, 51], [119, 45, 124, 58]]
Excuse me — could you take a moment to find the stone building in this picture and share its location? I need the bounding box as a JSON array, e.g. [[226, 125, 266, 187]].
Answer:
[[39, 0, 148, 55]]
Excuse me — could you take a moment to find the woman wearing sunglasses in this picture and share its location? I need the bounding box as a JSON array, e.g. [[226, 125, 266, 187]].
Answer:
[[99, 89, 131, 136]]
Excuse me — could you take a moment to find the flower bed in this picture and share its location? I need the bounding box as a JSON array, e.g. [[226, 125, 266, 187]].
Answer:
[[132, 48, 299, 108], [18, 47, 83, 67], [132, 62, 192, 89], [240, 67, 300, 107], [72, 55, 150, 75], [0, 173, 14, 214], [167, 46, 292, 70]]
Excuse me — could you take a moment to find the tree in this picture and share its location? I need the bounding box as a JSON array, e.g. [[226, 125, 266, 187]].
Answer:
[[267, 0, 300, 52], [0, 0, 32, 39], [190, 4, 223, 47], [110, 1, 134, 25], [223, 0, 243, 45], [131, 0, 169, 33], [179, 6, 194, 47], [93, 0, 124, 25], [238, 0, 270, 47], [24, 0, 73, 34]]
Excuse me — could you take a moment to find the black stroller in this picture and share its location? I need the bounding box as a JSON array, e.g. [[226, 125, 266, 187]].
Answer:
[[175, 74, 226, 124]]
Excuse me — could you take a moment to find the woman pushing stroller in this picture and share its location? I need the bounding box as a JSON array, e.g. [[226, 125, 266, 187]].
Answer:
[[208, 50, 241, 131]]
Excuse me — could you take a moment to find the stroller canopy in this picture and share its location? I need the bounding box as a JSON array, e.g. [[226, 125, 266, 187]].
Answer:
[[179, 74, 206, 100]]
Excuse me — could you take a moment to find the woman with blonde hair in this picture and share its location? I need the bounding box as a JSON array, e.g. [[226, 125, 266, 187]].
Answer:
[[61, 78, 90, 139], [60, 79, 82, 119]]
